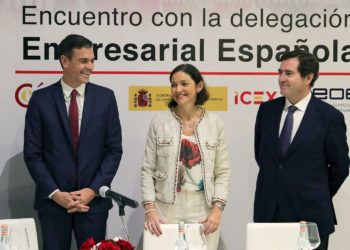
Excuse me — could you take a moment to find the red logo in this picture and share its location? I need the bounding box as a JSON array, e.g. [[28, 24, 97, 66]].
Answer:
[[234, 90, 277, 105], [15, 82, 44, 108]]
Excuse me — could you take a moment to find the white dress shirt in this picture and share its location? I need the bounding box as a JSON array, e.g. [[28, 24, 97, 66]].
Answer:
[[279, 91, 312, 142], [61, 79, 86, 132]]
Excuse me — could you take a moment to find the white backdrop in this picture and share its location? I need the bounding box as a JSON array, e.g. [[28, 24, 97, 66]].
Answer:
[[1, 1, 349, 249]]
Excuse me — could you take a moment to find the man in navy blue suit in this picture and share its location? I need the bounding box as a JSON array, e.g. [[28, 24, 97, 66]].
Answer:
[[254, 50, 349, 250], [24, 34, 123, 249]]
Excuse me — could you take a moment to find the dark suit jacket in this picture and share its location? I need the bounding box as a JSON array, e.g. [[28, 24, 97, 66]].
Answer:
[[254, 95, 349, 237], [24, 81, 123, 214]]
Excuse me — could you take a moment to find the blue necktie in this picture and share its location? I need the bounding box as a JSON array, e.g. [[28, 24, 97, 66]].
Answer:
[[280, 105, 297, 156]]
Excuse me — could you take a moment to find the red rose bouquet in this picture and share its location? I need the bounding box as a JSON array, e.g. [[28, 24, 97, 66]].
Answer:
[[80, 237, 135, 250]]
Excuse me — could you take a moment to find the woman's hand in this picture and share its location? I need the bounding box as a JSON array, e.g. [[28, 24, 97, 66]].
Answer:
[[199, 206, 222, 235], [144, 204, 168, 236]]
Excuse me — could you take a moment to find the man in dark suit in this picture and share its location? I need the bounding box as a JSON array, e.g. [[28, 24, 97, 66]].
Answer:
[[24, 34, 123, 249], [254, 50, 349, 250]]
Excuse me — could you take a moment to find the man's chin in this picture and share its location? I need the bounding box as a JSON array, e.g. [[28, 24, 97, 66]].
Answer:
[[79, 77, 90, 84], [280, 89, 288, 97]]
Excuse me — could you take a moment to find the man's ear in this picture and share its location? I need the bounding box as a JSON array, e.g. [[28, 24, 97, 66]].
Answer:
[[306, 73, 314, 87], [60, 55, 69, 68]]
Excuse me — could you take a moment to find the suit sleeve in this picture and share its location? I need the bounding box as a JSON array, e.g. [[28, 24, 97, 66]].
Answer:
[[326, 110, 350, 196], [254, 103, 264, 165], [23, 92, 59, 198], [89, 92, 123, 192]]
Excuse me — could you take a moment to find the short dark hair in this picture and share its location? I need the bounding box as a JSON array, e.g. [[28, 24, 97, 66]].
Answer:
[[58, 34, 93, 66], [280, 50, 319, 87], [168, 64, 210, 108]]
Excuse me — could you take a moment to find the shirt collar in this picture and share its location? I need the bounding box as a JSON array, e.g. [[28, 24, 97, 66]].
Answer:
[[284, 91, 312, 112], [61, 79, 86, 99]]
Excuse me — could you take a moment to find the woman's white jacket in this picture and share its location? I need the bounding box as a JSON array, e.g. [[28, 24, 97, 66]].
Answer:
[[141, 108, 230, 207]]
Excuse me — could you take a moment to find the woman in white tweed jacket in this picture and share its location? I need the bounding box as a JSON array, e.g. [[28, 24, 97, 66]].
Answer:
[[141, 64, 230, 250]]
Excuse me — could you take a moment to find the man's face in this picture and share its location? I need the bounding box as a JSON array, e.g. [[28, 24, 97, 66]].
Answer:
[[278, 57, 313, 104], [60, 47, 94, 87]]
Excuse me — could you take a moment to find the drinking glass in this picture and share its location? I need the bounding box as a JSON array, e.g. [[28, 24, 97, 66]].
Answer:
[[8, 225, 29, 250], [185, 224, 207, 250], [306, 222, 320, 249]]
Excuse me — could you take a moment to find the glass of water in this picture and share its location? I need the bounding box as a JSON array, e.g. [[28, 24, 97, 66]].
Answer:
[[185, 224, 207, 250], [306, 222, 320, 249], [9, 225, 29, 250]]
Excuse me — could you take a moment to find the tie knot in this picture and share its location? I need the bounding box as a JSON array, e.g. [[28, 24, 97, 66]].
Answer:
[[288, 105, 297, 113], [71, 89, 78, 98]]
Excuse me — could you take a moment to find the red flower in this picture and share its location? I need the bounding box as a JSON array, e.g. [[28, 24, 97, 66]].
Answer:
[[116, 239, 134, 250], [98, 240, 120, 250], [80, 237, 96, 250], [80, 238, 135, 250]]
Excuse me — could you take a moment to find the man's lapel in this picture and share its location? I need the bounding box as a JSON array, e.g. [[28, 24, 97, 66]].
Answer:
[[284, 96, 319, 158], [272, 98, 285, 157], [53, 81, 71, 141], [80, 83, 96, 139]]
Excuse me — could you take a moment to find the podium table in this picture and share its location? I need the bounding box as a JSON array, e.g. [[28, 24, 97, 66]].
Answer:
[[246, 222, 300, 250]]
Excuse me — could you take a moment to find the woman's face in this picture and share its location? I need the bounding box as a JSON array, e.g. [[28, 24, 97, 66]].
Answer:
[[170, 71, 203, 108]]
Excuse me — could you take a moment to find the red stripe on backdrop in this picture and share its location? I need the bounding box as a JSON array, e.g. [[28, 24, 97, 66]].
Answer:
[[15, 70, 350, 76]]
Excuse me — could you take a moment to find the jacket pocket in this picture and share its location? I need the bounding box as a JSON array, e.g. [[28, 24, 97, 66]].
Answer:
[[156, 136, 173, 156], [152, 170, 168, 180], [206, 140, 220, 161]]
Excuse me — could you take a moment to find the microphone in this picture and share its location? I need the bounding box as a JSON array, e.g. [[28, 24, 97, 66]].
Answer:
[[99, 186, 139, 208]]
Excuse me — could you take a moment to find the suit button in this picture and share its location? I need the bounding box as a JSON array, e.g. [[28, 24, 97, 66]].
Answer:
[[278, 165, 283, 169]]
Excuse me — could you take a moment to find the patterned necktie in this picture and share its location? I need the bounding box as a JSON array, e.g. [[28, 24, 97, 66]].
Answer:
[[69, 89, 79, 153], [279, 105, 297, 156]]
